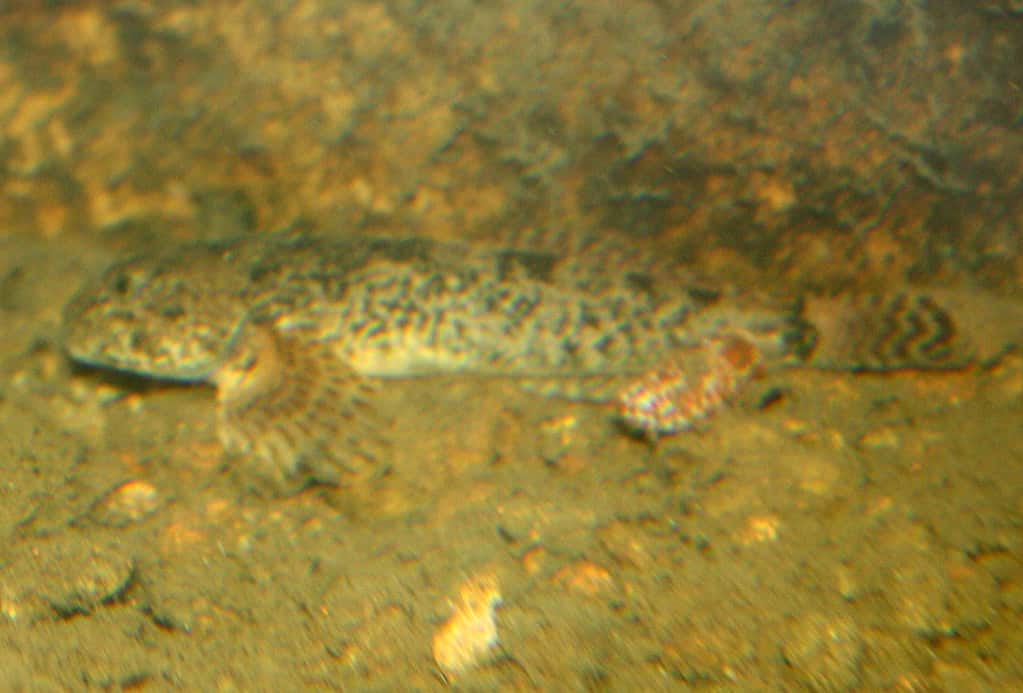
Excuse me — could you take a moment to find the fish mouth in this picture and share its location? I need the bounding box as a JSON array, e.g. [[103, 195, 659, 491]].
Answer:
[[60, 321, 225, 384], [62, 345, 218, 384]]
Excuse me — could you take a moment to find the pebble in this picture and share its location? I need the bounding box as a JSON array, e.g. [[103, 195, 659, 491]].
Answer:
[[0, 534, 135, 622], [432, 572, 503, 680], [88, 480, 162, 527]]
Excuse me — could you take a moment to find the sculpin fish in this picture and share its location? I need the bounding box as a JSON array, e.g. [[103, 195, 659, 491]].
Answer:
[[61, 232, 1007, 488]]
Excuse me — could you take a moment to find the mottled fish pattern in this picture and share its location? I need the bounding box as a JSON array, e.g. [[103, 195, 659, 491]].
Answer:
[[61, 232, 1013, 488]]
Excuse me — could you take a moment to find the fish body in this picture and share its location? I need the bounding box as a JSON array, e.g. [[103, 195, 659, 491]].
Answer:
[[62, 232, 998, 486], [62, 234, 799, 382], [61, 233, 801, 485]]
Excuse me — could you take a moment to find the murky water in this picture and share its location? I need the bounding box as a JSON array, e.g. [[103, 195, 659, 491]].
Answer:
[[1, 2, 1021, 689]]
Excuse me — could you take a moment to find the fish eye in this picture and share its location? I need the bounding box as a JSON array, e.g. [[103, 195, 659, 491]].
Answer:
[[112, 274, 132, 294]]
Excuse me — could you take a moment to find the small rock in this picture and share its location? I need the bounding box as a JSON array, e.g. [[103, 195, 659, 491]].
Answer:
[[0, 533, 135, 622], [432, 572, 502, 680], [88, 479, 163, 527]]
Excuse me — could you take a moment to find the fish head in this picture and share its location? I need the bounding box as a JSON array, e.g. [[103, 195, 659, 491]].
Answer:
[[61, 249, 250, 382]]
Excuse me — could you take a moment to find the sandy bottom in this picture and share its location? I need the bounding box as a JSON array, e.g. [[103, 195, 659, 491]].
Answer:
[[1, 237, 1022, 691]]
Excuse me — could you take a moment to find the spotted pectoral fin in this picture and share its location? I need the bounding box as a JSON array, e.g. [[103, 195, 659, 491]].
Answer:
[[520, 336, 764, 440], [616, 334, 762, 438], [211, 324, 390, 491], [801, 291, 982, 371]]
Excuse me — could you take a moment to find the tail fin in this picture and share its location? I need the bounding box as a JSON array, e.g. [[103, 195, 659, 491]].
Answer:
[[800, 288, 1022, 371]]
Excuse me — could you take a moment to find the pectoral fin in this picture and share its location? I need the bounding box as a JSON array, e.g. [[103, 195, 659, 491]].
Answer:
[[212, 324, 390, 491]]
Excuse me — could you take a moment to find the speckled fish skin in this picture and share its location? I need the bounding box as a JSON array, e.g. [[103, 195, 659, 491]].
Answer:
[[60, 232, 806, 486], [61, 232, 1007, 482], [61, 233, 801, 384]]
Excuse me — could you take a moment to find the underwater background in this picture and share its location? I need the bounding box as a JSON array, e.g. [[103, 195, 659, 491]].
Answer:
[[0, 1, 1021, 689]]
